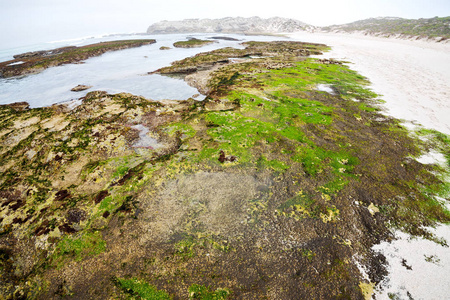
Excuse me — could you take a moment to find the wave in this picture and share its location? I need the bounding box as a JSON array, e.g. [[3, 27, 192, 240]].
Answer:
[[46, 32, 145, 45], [47, 34, 109, 45]]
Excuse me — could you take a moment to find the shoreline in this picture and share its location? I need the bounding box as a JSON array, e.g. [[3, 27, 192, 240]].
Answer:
[[286, 31, 450, 300], [288, 31, 450, 135], [0, 39, 156, 78]]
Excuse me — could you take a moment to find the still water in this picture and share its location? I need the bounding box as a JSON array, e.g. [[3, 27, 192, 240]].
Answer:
[[0, 33, 288, 108]]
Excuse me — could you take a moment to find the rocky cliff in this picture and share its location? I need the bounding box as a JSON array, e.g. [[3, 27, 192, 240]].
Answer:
[[147, 16, 314, 34]]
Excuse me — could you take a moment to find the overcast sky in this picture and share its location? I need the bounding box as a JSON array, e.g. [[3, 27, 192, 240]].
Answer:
[[1, 0, 449, 48]]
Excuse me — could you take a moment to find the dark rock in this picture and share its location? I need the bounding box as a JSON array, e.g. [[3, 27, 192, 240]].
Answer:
[[54, 190, 71, 202], [66, 208, 86, 224], [3, 102, 30, 111], [218, 150, 226, 163], [34, 220, 50, 236], [210, 36, 240, 41], [58, 223, 76, 233], [10, 200, 25, 211], [218, 150, 237, 163], [95, 190, 110, 204]]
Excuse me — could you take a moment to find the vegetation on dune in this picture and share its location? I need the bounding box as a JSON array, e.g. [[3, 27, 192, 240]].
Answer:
[[323, 16, 450, 40], [0, 40, 449, 299]]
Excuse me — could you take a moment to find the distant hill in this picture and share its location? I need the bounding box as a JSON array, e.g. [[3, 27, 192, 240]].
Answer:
[[147, 16, 314, 34], [321, 16, 450, 41]]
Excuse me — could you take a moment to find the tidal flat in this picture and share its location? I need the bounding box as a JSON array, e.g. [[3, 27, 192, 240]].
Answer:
[[0, 40, 449, 299]]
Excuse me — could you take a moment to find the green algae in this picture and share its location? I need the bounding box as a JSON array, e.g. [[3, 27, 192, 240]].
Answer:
[[2, 41, 450, 299], [188, 284, 230, 300], [112, 278, 230, 300], [162, 123, 196, 138], [52, 231, 106, 265], [114, 277, 172, 300]]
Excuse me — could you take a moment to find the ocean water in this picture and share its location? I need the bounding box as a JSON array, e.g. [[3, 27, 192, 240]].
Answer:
[[0, 33, 289, 108]]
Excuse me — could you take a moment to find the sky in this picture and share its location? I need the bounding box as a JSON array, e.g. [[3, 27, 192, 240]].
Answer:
[[1, 0, 449, 48]]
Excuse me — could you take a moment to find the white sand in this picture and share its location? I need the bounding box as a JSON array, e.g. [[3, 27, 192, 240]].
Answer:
[[287, 32, 450, 299], [372, 226, 450, 300], [288, 32, 450, 135]]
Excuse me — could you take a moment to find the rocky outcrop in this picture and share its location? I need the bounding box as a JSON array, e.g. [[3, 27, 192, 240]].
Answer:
[[147, 16, 314, 34], [13, 46, 77, 59], [173, 38, 214, 48], [0, 40, 156, 78]]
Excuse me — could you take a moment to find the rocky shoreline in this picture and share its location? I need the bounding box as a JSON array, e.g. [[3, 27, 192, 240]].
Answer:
[[0, 39, 156, 78], [0, 40, 449, 299]]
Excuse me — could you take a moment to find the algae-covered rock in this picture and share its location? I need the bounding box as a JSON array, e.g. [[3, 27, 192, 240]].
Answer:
[[173, 38, 214, 48], [0, 39, 156, 78], [1, 40, 449, 299]]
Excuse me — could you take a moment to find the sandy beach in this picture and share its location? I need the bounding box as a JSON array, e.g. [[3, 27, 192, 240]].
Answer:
[[289, 32, 450, 135]]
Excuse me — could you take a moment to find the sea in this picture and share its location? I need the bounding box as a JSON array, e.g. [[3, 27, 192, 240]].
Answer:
[[0, 33, 289, 108]]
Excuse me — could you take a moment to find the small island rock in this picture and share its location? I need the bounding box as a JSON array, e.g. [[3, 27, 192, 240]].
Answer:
[[71, 85, 92, 92]]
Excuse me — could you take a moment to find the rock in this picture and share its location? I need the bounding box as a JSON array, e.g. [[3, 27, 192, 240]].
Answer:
[[173, 39, 214, 48], [71, 85, 92, 92], [13, 46, 78, 59], [210, 36, 240, 41], [66, 208, 86, 224], [159, 46, 171, 50], [3, 101, 30, 111]]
